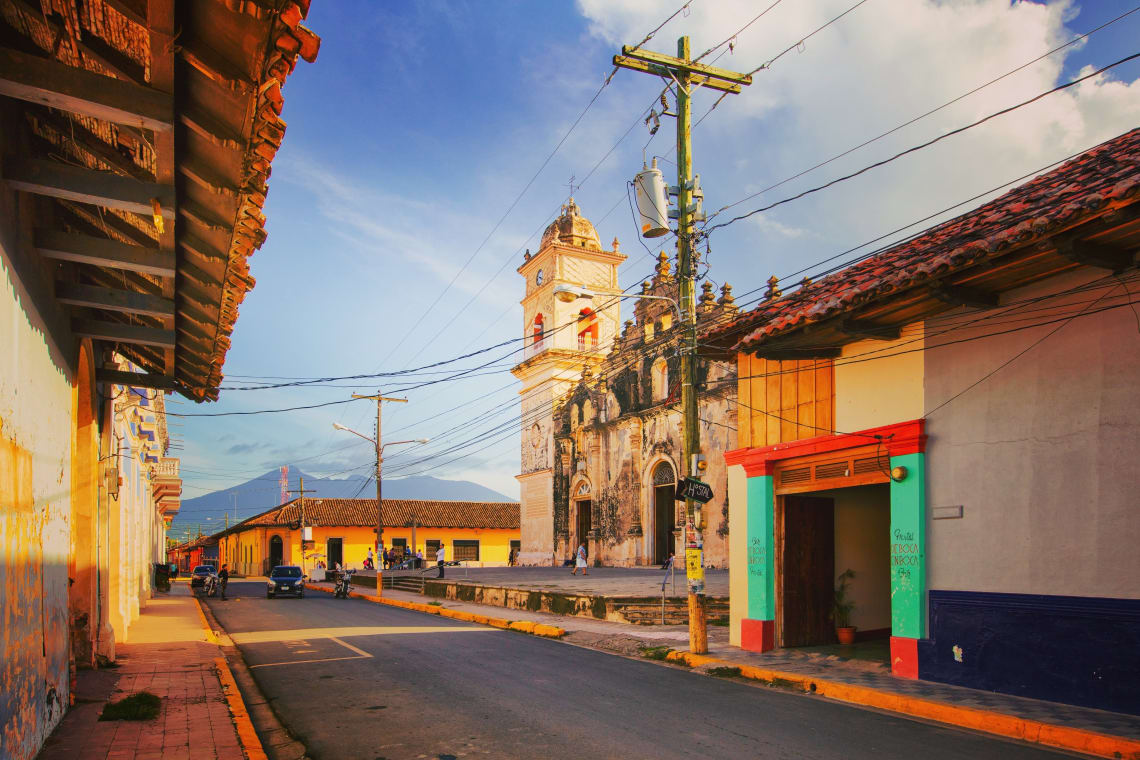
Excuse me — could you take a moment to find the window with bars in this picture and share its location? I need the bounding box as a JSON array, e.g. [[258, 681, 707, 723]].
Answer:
[[453, 540, 480, 562]]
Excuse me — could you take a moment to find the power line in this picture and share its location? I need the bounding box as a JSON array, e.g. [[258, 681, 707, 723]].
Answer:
[[701, 5, 1140, 218], [373, 0, 700, 374], [703, 51, 1140, 235], [695, 0, 873, 127]]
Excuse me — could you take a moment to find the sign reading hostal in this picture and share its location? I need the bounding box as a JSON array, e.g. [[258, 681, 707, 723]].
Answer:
[[676, 476, 714, 504]]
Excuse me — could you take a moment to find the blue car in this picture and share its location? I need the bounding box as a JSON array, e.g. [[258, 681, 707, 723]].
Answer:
[[266, 565, 305, 599]]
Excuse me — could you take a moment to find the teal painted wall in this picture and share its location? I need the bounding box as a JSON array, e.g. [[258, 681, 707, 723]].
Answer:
[[745, 475, 775, 620], [889, 452, 926, 638]]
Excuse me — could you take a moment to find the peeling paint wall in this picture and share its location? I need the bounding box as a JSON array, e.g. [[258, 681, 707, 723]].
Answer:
[[1, 184, 75, 759], [553, 357, 737, 567]]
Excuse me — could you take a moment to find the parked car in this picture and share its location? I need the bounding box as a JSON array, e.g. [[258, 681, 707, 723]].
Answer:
[[267, 566, 305, 599], [190, 565, 216, 588]]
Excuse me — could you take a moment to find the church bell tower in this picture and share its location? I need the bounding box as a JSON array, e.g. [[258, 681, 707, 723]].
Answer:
[[512, 199, 625, 565]]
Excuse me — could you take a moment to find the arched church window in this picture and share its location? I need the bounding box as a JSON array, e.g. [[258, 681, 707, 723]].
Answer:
[[532, 313, 545, 349], [653, 460, 676, 486], [578, 308, 598, 351], [651, 357, 668, 402]]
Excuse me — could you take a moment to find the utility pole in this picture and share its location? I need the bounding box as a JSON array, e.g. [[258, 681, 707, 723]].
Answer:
[[614, 36, 751, 654], [287, 477, 316, 577], [352, 392, 408, 597]]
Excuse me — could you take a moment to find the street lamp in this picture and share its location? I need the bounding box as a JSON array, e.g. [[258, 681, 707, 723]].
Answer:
[[332, 420, 427, 595]]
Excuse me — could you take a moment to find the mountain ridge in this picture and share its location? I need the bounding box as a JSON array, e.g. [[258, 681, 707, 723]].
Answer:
[[173, 468, 514, 533]]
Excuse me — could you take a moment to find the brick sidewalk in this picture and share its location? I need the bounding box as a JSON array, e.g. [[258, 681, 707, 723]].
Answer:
[[38, 583, 246, 760]]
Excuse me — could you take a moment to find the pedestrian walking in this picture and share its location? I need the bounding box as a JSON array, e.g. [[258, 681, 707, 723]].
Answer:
[[570, 542, 588, 576], [218, 563, 230, 600], [436, 543, 446, 578], [366, 547, 374, 569]]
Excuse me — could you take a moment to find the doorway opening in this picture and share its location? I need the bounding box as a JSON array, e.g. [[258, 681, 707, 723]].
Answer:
[[777, 483, 891, 663], [327, 537, 343, 569], [652, 461, 676, 564], [269, 535, 283, 568], [575, 499, 592, 554]]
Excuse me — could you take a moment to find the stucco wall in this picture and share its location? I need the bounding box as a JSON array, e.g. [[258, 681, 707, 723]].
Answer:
[[1, 191, 74, 759], [835, 327, 924, 434], [924, 272, 1140, 599], [727, 464, 747, 647]]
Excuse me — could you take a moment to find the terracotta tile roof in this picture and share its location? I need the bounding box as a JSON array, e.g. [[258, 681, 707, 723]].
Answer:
[[232, 498, 520, 532], [703, 128, 1140, 353], [3, 0, 321, 400]]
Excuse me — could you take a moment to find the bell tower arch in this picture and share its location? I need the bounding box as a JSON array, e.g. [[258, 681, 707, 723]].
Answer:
[[512, 199, 625, 565]]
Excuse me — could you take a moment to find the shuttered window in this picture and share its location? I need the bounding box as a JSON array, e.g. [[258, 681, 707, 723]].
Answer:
[[453, 540, 479, 561], [772, 444, 889, 494]]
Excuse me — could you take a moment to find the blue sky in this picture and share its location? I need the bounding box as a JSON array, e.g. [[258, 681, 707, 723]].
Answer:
[[173, 0, 1140, 521]]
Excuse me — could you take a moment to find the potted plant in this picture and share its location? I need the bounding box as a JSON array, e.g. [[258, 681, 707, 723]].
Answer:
[[833, 569, 857, 645]]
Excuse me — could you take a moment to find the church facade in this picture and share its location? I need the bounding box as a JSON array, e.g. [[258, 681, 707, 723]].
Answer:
[[512, 200, 739, 567]]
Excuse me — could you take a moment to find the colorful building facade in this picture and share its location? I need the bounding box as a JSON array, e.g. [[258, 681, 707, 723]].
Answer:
[[215, 498, 521, 576], [706, 128, 1140, 713], [0, 2, 319, 756]]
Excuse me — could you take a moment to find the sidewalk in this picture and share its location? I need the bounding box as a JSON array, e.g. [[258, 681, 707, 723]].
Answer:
[[331, 582, 1140, 759], [37, 582, 255, 760]]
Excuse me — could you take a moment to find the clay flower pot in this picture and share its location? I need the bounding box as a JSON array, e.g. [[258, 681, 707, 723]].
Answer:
[[836, 626, 857, 645]]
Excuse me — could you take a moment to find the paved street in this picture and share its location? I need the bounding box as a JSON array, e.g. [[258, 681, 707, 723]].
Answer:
[[206, 581, 1074, 760]]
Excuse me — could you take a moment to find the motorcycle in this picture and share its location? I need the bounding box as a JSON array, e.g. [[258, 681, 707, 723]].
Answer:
[[204, 574, 219, 598], [334, 569, 355, 598]]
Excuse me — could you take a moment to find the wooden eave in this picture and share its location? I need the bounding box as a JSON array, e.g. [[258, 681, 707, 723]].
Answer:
[[0, 0, 319, 399], [730, 206, 1140, 361]]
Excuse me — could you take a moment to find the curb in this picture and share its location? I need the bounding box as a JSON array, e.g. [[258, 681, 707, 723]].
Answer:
[[191, 593, 219, 644], [304, 583, 566, 639], [215, 657, 269, 760], [660, 650, 1140, 760], [192, 596, 270, 760]]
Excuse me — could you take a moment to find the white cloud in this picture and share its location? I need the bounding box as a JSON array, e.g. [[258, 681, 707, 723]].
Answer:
[[575, 0, 1140, 283]]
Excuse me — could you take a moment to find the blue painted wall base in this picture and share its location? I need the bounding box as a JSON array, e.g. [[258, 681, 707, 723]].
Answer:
[[917, 590, 1140, 715]]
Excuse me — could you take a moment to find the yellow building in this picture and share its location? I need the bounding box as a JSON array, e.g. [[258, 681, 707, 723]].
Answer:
[[216, 498, 520, 576]]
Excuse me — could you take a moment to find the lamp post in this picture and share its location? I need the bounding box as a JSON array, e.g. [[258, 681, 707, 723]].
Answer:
[[332, 419, 427, 596]]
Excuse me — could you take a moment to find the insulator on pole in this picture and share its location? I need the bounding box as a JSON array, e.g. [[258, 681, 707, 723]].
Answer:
[[634, 158, 670, 238]]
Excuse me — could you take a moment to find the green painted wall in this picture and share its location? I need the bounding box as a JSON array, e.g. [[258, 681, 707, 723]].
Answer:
[[889, 452, 926, 638], [745, 475, 775, 620]]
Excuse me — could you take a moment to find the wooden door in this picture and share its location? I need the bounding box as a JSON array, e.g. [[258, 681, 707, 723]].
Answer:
[[269, 535, 283, 568], [576, 500, 592, 549], [654, 485, 675, 563], [327, 537, 343, 569], [782, 495, 835, 647]]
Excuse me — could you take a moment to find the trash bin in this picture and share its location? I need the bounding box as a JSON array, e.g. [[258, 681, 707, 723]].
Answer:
[[153, 562, 171, 592]]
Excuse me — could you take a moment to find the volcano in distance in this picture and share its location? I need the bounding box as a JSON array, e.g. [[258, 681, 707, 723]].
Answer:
[[173, 468, 515, 534]]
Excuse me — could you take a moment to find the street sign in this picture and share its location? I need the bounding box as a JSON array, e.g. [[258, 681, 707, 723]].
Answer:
[[676, 476, 714, 504]]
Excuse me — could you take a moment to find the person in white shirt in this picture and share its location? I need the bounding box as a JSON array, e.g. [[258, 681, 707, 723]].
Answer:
[[436, 544, 446, 578]]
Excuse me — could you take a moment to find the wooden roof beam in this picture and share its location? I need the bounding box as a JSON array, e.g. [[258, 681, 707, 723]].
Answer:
[[30, 107, 155, 182], [0, 47, 173, 131], [56, 282, 174, 317], [3, 157, 174, 219], [36, 228, 174, 277], [96, 367, 182, 391], [835, 319, 901, 341], [751, 347, 841, 361], [1057, 239, 1135, 274], [74, 318, 175, 348], [930, 284, 999, 310]]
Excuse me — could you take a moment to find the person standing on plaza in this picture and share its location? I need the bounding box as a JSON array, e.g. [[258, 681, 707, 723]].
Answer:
[[436, 543, 446, 578], [570, 542, 588, 576], [367, 547, 374, 569]]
